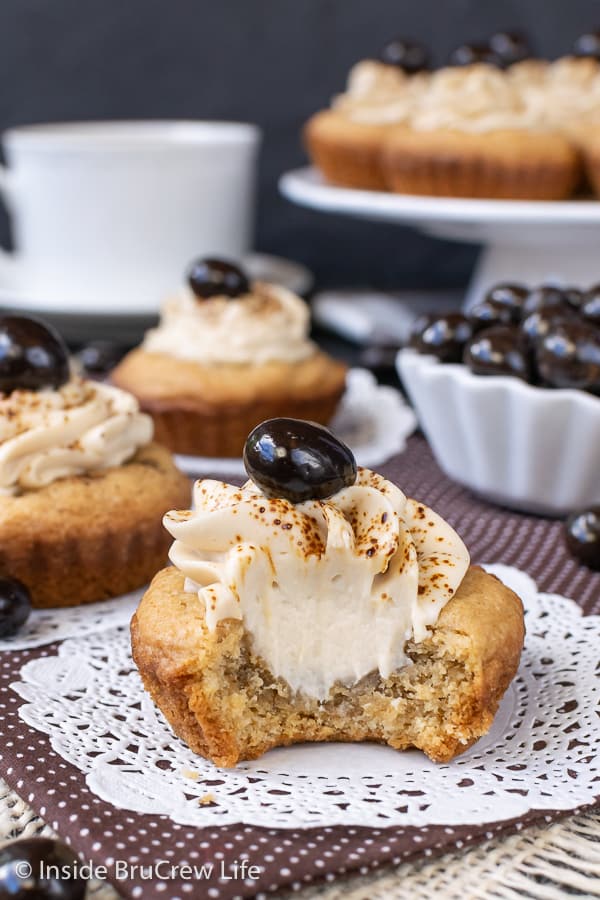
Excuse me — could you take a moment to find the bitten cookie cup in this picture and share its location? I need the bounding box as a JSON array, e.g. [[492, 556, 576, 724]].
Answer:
[[131, 565, 524, 767], [0, 443, 190, 608], [381, 128, 581, 200], [111, 350, 347, 458]]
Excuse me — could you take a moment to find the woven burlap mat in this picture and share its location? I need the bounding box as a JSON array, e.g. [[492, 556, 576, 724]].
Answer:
[[2, 777, 598, 898]]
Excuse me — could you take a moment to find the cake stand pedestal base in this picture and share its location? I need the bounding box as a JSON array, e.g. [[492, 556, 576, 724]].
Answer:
[[280, 169, 600, 309], [420, 220, 600, 308]]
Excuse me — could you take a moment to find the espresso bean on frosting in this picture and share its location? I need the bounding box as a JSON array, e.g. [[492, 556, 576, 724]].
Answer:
[[244, 418, 357, 503], [448, 42, 503, 68], [573, 29, 600, 60], [187, 257, 250, 300], [380, 37, 429, 73], [0, 315, 70, 395], [488, 30, 531, 67]]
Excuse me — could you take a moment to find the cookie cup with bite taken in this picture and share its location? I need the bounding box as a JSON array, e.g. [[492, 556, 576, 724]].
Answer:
[[132, 418, 524, 766]]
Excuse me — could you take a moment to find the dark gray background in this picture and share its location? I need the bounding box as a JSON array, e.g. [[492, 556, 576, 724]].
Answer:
[[0, 0, 597, 292]]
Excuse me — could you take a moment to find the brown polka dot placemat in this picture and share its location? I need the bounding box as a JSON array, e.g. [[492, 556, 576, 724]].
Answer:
[[0, 435, 598, 900]]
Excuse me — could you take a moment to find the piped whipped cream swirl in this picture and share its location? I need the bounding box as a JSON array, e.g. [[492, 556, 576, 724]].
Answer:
[[411, 64, 533, 132], [142, 282, 315, 366], [333, 60, 429, 124], [0, 377, 153, 495], [164, 469, 470, 700], [525, 57, 600, 126]]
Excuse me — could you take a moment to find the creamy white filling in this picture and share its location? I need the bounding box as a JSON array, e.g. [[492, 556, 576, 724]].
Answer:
[[0, 377, 153, 494], [142, 281, 315, 365], [164, 469, 470, 700]]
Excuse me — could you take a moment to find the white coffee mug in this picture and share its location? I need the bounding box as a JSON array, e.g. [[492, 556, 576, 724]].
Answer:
[[0, 120, 261, 312]]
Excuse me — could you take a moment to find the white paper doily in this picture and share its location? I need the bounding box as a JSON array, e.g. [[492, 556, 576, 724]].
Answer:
[[175, 368, 417, 477], [10, 564, 600, 829], [0, 590, 142, 652]]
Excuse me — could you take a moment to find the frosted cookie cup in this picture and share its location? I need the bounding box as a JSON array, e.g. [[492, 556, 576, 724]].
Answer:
[[304, 60, 429, 190], [0, 315, 190, 607], [132, 418, 524, 766], [112, 258, 347, 457], [381, 65, 580, 199]]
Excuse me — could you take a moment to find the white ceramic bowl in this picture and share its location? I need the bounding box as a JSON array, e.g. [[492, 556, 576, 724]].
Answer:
[[397, 348, 600, 516]]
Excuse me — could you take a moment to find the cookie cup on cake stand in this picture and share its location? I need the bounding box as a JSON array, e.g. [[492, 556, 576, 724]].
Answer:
[[304, 60, 429, 191], [382, 64, 580, 199], [382, 127, 579, 199], [305, 110, 395, 191], [579, 127, 600, 197], [514, 56, 600, 192]]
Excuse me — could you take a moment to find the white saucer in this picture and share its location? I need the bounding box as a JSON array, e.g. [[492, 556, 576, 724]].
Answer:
[[0, 253, 313, 342], [175, 369, 417, 478]]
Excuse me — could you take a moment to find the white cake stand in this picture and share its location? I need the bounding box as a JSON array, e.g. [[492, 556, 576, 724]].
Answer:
[[280, 167, 600, 305]]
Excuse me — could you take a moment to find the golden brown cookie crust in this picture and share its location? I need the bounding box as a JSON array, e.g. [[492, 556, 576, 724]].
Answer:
[[131, 565, 525, 767], [0, 443, 190, 608], [580, 130, 600, 196], [381, 127, 581, 199], [304, 111, 582, 200], [111, 350, 347, 457], [304, 109, 392, 191]]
